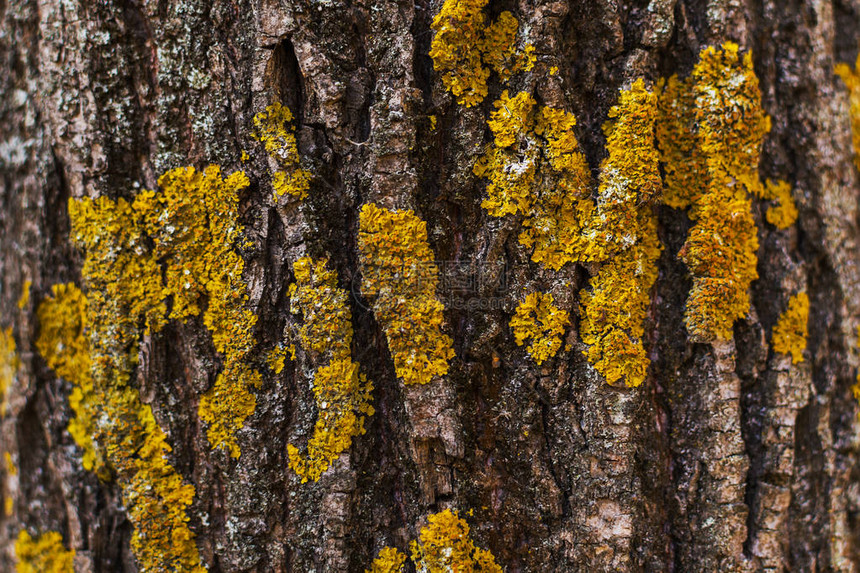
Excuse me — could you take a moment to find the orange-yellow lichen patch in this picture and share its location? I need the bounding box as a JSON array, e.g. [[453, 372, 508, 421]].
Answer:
[[658, 43, 770, 341], [366, 547, 407, 573], [836, 55, 860, 171], [772, 292, 809, 364], [14, 530, 75, 573], [474, 91, 595, 270], [761, 179, 798, 229], [429, 0, 534, 107], [140, 166, 259, 458], [17, 280, 31, 310], [36, 283, 105, 478], [588, 80, 662, 260], [410, 509, 502, 572], [124, 395, 205, 572], [4, 451, 16, 476], [0, 327, 18, 417], [286, 257, 374, 483], [266, 346, 290, 374], [252, 102, 311, 200], [656, 75, 707, 209], [580, 218, 661, 387], [70, 165, 260, 459], [358, 204, 455, 385], [580, 80, 663, 387], [854, 327, 860, 412], [368, 510, 501, 572], [37, 283, 206, 572], [3, 452, 15, 517], [510, 292, 569, 365]]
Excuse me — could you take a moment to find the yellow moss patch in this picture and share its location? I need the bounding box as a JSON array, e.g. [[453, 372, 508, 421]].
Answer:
[[410, 509, 502, 572], [252, 102, 311, 200], [474, 91, 595, 270], [429, 0, 534, 107], [658, 43, 770, 341], [17, 280, 31, 310], [37, 284, 206, 572], [366, 547, 407, 573], [36, 283, 106, 478], [358, 204, 455, 385], [836, 55, 860, 171], [286, 257, 374, 483], [71, 165, 260, 459], [772, 292, 809, 364], [0, 327, 18, 417], [580, 80, 663, 387], [15, 531, 74, 573], [510, 292, 569, 365]]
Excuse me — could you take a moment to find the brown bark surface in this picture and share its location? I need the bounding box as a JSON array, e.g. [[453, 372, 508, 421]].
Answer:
[[2, 0, 860, 571]]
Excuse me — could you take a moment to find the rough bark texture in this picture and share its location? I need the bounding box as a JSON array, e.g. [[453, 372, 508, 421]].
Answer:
[[1, 0, 860, 571]]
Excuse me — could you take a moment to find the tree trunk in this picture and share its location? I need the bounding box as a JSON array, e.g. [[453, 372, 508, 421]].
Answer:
[[2, 0, 860, 571]]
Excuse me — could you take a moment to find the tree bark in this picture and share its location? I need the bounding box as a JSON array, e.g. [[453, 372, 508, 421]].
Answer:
[[1, 0, 860, 571]]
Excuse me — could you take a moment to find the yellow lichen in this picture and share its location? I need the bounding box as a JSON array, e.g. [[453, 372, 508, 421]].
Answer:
[[358, 204, 455, 385], [658, 43, 770, 341], [70, 165, 260, 459], [510, 292, 569, 365], [0, 327, 18, 417], [429, 0, 534, 107], [141, 166, 260, 458], [65, 163, 261, 570], [17, 280, 31, 310], [14, 531, 75, 573], [266, 346, 289, 374], [286, 257, 374, 483], [409, 509, 502, 573], [580, 80, 663, 387], [5, 451, 16, 476], [655, 75, 708, 210], [252, 102, 311, 200], [580, 220, 662, 387], [368, 511, 501, 572], [37, 284, 206, 572], [761, 179, 798, 229], [772, 292, 809, 364], [854, 327, 860, 413], [836, 55, 860, 171], [366, 546, 407, 573], [36, 283, 106, 478], [474, 91, 595, 270], [588, 80, 663, 259], [5, 450, 16, 515]]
